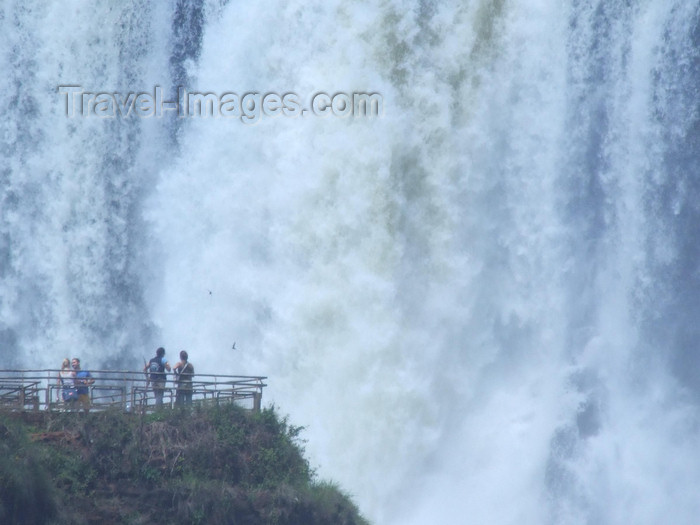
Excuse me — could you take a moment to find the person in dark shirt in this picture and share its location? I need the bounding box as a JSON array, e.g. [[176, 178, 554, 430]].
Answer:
[[173, 350, 195, 407], [144, 347, 171, 408]]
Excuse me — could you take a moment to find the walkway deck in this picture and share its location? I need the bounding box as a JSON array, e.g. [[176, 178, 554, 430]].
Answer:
[[0, 369, 267, 413]]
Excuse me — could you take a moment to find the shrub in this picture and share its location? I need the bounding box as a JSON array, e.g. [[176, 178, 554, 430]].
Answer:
[[0, 405, 370, 525], [0, 417, 57, 524]]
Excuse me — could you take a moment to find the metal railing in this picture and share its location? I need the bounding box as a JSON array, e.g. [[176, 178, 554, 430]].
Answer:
[[0, 369, 266, 413]]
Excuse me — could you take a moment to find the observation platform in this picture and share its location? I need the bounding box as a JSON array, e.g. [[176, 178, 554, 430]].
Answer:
[[0, 369, 267, 413]]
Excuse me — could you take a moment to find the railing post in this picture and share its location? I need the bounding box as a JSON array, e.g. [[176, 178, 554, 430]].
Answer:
[[46, 370, 51, 411], [252, 391, 262, 412], [32, 384, 39, 411]]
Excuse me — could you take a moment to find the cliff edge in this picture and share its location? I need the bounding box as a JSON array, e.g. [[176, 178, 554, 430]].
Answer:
[[0, 404, 369, 525]]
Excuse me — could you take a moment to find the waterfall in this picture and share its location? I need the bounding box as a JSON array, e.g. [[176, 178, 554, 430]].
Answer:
[[3, 1, 700, 523], [0, 1, 174, 368]]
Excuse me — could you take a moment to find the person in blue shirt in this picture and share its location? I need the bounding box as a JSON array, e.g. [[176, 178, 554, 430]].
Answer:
[[71, 358, 94, 412]]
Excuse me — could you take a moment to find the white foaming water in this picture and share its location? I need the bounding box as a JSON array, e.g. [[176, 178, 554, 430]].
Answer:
[[0, 1, 171, 367], [4, 1, 700, 523]]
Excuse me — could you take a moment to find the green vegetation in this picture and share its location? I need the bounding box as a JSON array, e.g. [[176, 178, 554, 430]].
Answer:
[[0, 405, 369, 525]]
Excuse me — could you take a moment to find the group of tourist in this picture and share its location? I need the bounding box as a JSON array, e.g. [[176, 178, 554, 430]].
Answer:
[[57, 348, 194, 411], [57, 357, 94, 411], [144, 347, 195, 408]]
